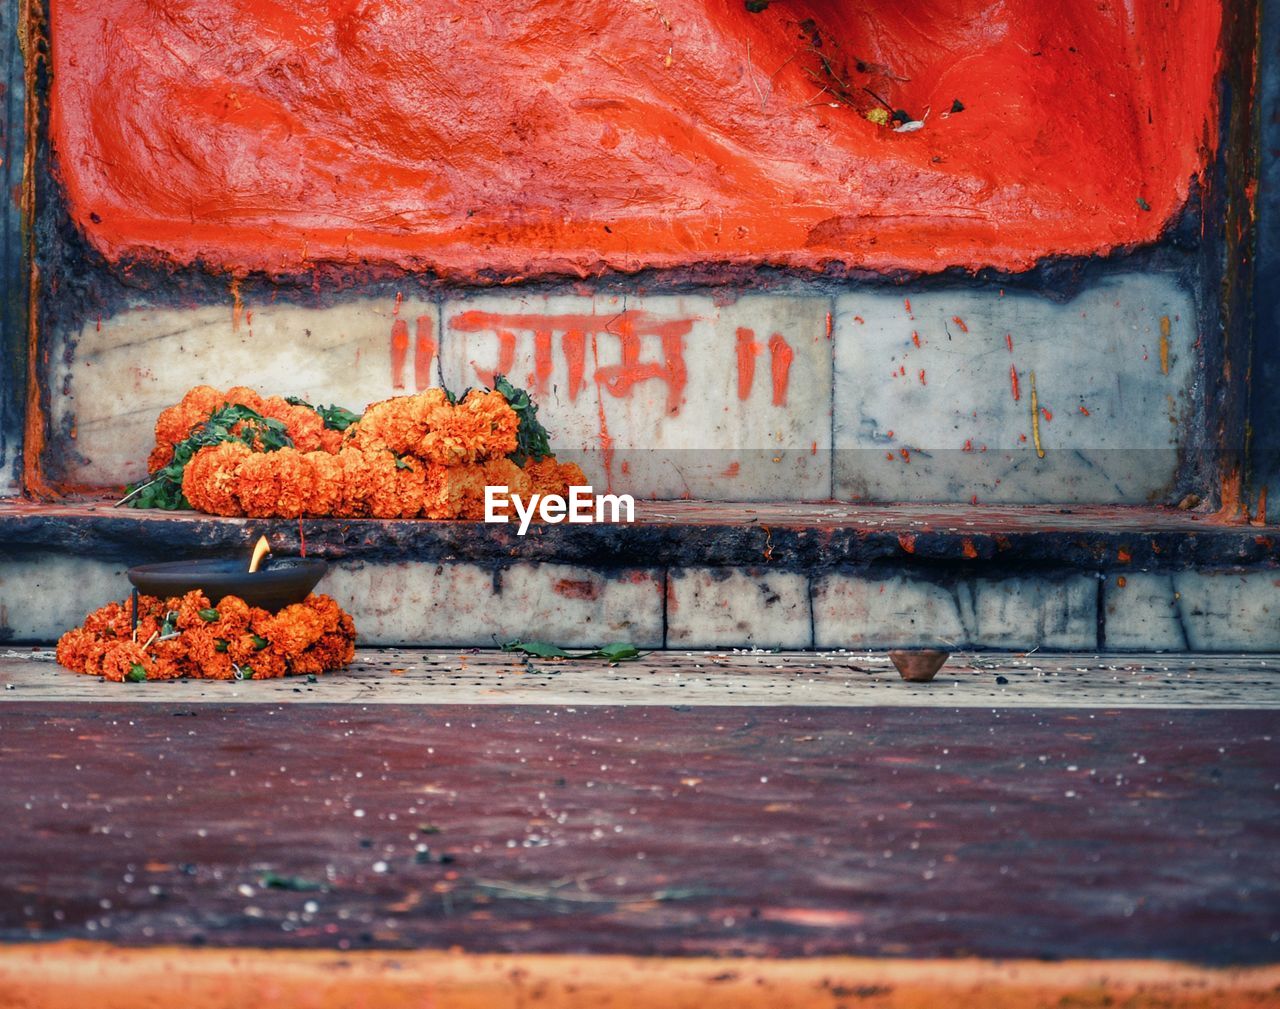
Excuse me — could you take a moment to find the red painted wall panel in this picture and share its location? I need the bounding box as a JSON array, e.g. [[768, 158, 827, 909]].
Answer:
[[48, 0, 1222, 278]]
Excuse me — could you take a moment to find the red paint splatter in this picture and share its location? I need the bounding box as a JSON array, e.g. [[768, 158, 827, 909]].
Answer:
[[1005, 333, 1013, 352], [1079, 405, 1090, 416], [952, 316, 969, 332], [900, 447, 911, 462], [736, 327, 761, 400], [962, 439, 973, 452], [563, 329, 586, 400], [389, 318, 410, 389], [769, 333, 794, 406], [450, 309, 691, 412], [918, 369, 927, 386], [532, 329, 554, 394], [470, 329, 516, 387], [1040, 406, 1053, 422], [413, 315, 436, 391], [554, 579, 600, 600], [898, 533, 917, 554], [911, 330, 921, 348], [1010, 366, 1020, 401], [722, 462, 740, 477], [904, 299, 913, 318], [962, 538, 978, 559], [853, 315, 865, 325], [590, 332, 614, 491]]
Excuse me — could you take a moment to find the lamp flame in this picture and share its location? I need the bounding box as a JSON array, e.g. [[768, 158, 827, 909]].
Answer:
[[248, 536, 272, 574]]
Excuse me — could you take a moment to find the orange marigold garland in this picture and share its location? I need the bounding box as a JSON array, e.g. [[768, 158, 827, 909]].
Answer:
[[56, 591, 356, 682], [131, 376, 588, 520]]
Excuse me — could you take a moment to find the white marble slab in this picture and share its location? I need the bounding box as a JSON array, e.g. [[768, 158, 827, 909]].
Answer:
[[833, 274, 1197, 503], [0, 556, 128, 642], [1105, 570, 1280, 651], [440, 292, 832, 500], [814, 572, 1098, 650], [48, 297, 442, 486], [325, 561, 664, 648], [666, 568, 812, 648]]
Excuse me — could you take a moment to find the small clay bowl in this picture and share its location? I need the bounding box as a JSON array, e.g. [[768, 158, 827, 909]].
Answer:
[[127, 557, 329, 613], [888, 649, 950, 683]]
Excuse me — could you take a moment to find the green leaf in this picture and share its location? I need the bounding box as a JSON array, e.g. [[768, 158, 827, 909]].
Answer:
[[502, 640, 572, 659], [393, 455, 414, 471], [286, 397, 361, 432], [214, 638, 228, 653], [596, 643, 641, 661], [123, 402, 297, 511], [126, 663, 147, 683], [251, 635, 269, 650], [493, 375, 552, 466], [199, 608, 220, 623], [317, 404, 361, 432], [501, 640, 643, 662], [260, 871, 324, 892]]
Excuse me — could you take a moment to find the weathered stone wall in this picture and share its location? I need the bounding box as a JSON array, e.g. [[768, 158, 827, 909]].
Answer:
[[48, 271, 1199, 504]]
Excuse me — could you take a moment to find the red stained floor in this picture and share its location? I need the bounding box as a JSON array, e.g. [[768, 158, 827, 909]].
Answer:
[[48, 0, 1221, 277], [2, 703, 1276, 963]]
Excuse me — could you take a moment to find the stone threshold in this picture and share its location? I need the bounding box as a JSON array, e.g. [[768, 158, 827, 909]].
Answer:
[[4, 648, 1279, 708], [0, 498, 1274, 570], [2, 944, 1276, 1009]]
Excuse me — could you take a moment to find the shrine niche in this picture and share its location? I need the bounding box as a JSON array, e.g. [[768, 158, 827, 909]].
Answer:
[[47, 0, 1220, 277]]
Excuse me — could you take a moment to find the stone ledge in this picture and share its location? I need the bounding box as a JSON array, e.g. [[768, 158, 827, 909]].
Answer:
[[0, 499, 1274, 572], [2, 501, 1277, 649]]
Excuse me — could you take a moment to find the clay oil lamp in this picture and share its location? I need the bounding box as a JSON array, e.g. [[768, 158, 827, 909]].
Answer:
[[888, 648, 950, 683], [127, 536, 329, 613]]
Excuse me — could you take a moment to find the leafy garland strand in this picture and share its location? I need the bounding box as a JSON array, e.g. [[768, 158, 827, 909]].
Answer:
[[119, 404, 295, 511], [121, 378, 552, 510]]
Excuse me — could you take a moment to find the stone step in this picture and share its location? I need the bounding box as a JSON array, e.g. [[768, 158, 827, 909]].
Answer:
[[1, 500, 1277, 651]]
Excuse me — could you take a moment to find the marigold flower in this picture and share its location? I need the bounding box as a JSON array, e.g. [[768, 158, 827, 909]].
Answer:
[[351, 389, 448, 456], [260, 397, 328, 454], [524, 456, 588, 498], [56, 590, 356, 681], [418, 389, 518, 465], [99, 641, 155, 683], [233, 450, 290, 517], [306, 450, 345, 517], [183, 442, 252, 515]]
